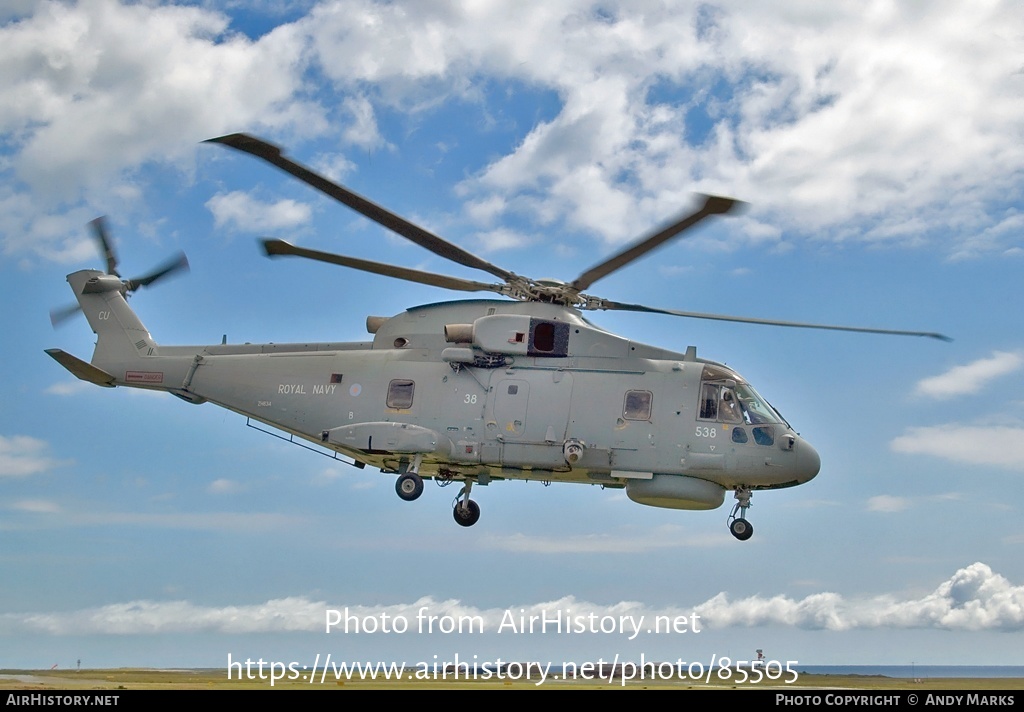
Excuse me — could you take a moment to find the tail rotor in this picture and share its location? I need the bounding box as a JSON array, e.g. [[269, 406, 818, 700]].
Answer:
[[50, 217, 189, 327]]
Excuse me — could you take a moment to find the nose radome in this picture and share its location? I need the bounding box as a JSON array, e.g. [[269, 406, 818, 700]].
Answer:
[[796, 438, 821, 483]]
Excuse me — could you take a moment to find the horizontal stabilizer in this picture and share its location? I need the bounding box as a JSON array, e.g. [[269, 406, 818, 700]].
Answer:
[[44, 349, 116, 388]]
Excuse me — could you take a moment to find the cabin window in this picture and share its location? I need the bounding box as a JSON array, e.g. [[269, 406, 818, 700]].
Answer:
[[386, 379, 415, 409], [623, 390, 653, 421]]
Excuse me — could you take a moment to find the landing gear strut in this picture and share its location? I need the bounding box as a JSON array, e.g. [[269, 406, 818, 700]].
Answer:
[[728, 486, 753, 541], [452, 481, 480, 527], [395, 455, 424, 501]]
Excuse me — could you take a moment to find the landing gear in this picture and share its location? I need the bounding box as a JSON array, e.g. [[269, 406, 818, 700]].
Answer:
[[396, 473, 423, 501], [729, 517, 753, 541], [395, 454, 424, 501], [453, 499, 481, 527], [728, 486, 754, 541], [452, 481, 480, 527]]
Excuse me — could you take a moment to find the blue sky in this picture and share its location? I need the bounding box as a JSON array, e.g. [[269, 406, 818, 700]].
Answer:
[[2, 0, 1023, 672]]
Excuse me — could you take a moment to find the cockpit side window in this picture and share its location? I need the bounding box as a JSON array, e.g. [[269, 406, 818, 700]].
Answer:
[[699, 383, 742, 423], [700, 385, 741, 424], [699, 363, 783, 426], [718, 388, 742, 423], [699, 383, 718, 420]]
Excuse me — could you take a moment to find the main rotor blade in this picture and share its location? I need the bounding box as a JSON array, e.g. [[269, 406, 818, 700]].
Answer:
[[123, 252, 189, 292], [207, 134, 516, 283], [89, 216, 119, 276], [599, 300, 952, 341], [263, 239, 507, 295], [571, 195, 742, 292]]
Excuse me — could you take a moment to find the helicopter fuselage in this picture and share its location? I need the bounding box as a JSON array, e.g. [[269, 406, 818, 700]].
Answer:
[[52, 270, 819, 524]]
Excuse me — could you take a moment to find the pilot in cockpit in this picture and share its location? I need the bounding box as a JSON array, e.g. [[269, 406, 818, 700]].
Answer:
[[719, 389, 742, 423]]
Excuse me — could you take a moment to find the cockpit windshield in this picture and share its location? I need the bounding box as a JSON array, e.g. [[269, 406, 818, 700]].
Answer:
[[698, 364, 784, 425]]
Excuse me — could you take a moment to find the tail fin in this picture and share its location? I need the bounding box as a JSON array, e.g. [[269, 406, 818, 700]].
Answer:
[[67, 269, 159, 369]]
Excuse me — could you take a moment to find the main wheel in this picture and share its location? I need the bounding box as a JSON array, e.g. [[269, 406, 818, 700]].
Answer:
[[453, 499, 481, 527], [396, 473, 424, 501], [730, 517, 753, 541]]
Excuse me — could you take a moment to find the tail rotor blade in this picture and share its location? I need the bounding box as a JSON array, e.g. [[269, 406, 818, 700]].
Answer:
[[89, 216, 120, 276], [124, 252, 189, 292], [49, 303, 83, 328]]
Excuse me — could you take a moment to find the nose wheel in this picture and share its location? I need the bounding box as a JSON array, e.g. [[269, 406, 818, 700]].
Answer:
[[452, 481, 480, 527], [729, 517, 753, 541], [728, 486, 754, 541]]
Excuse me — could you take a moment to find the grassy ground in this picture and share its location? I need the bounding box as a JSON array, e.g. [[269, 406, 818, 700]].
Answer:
[[2, 668, 1023, 690]]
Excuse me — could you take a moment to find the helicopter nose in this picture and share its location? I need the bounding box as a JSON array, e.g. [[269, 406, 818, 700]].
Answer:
[[795, 437, 821, 483]]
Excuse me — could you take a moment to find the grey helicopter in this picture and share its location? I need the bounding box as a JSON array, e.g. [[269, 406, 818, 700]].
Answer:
[[47, 134, 949, 540]]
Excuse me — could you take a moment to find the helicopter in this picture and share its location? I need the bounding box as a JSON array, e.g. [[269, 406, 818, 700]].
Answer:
[[46, 133, 950, 540]]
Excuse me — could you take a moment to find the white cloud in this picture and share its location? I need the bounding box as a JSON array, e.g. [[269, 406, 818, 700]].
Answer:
[[206, 191, 312, 232], [44, 380, 93, 396], [341, 95, 390, 151], [7, 596, 326, 635], [891, 425, 1024, 472], [484, 526, 722, 554], [301, 0, 1024, 251], [915, 351, 1023, 399], [5, 563, 1020, 635], [0, 435, 63, 477], [949, 212, 1024, 261], [3, 1, 1024, 262], [207, 478, 243, 494], [311, 466, 343, 486], [866, 495, 909, 513], [657, 264, 694, 278], [474, 228, 533, 253], [2, 2, 312, 195], [2, 509, 302, 533], [0, 0, 318, 259], [309, 465, 374, 488], [313, 152, 357, 183], [11, 499, 61, 514], [464, 195, 507, 226], [696, 562, 1024, 632], [867, 493, 966, 513]]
